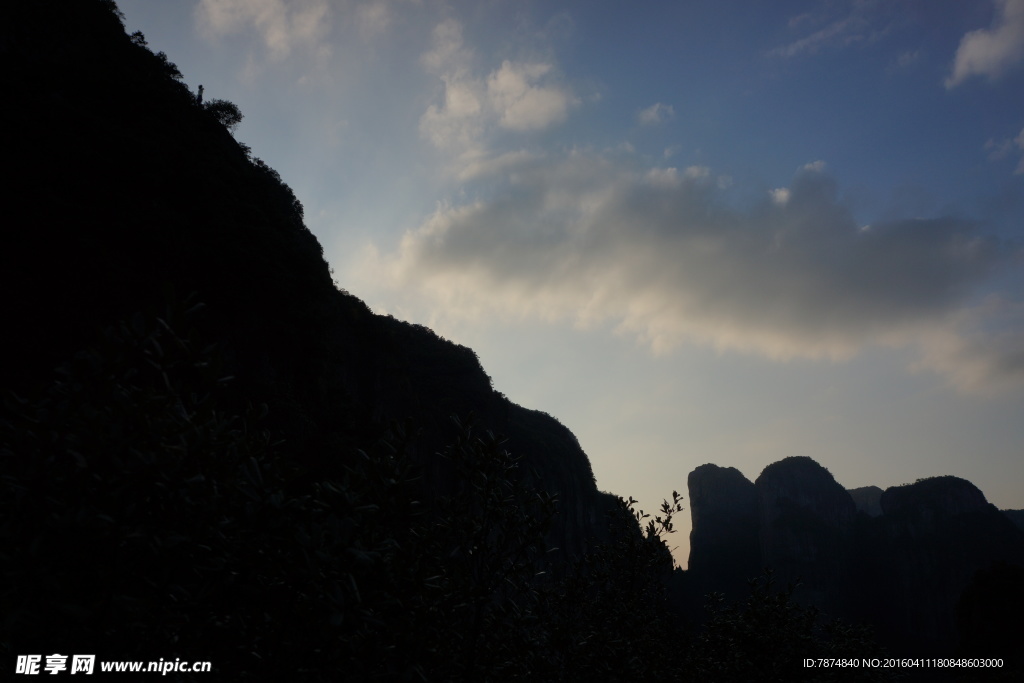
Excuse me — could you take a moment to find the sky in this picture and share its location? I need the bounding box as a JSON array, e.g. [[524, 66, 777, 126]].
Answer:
[[115, 0, 1024, 566]]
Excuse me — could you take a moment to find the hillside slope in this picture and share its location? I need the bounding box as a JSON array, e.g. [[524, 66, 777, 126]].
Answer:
[[1, 1, 635, 676], [1, 0, 614, 552]]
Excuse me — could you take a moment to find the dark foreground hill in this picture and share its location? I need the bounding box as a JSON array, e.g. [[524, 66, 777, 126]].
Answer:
[[0, 0, 631, 677], [1, 0, 614, 551]]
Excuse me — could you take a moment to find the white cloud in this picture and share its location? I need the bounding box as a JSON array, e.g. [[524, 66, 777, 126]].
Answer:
[[417, 20, 579, 177], [418, 21, 483, 153], [638, 103, 675, 125], [359, 152, 1020, 391], [946, 0, 1024, 87], [487, 61, 577, 132], [418, 80, 483, 150], [771, 188, 791, 206], [195, 0, 330, 61]]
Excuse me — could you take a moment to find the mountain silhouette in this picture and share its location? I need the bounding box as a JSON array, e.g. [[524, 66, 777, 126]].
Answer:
[[687, 457, 1024, 670]]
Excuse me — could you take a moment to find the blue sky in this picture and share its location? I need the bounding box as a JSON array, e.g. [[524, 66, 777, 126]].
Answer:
[[116, 0, 1024, 565]]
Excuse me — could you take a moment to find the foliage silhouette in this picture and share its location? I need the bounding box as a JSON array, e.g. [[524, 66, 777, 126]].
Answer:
[[203, 98, 243, 132]]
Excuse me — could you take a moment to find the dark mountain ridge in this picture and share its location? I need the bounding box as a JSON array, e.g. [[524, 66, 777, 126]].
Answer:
[[1, 0, 614, 557], [687, 457, 1024, 659]]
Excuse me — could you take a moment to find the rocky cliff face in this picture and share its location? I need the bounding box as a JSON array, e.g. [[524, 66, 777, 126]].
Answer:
[[686, 464, 760, 596], [755, 457, 856, 614], [860, 477, 1024, 652], [687, 461, 1024, 655]]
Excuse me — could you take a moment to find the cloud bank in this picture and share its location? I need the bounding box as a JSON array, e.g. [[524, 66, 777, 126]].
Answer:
[[363, 151, 1023, 392]]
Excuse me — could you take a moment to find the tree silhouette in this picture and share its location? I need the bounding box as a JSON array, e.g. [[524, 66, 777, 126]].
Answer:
[[203, 98, 243, 131]]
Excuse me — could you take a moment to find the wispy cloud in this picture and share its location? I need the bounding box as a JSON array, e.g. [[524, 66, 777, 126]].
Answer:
[[985, 127, 1024, 174], [770, 14, 869, 58], [637, 103, 675, 126], [946, 0, 1024, 87], [360, 151, 1021, 392], [770, 0, 901, 60], [912, 296, 1024, 394], [195, 0, 331, 61], [420, 18, 471, 75], [886, 49, 923, 74]]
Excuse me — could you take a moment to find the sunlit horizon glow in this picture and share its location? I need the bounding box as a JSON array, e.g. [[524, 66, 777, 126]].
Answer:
[[117, 0, 1024, 567]]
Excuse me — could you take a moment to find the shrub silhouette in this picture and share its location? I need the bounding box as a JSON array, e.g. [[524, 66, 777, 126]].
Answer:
[[203, 98, 243, 131], [690, 570, 900, 683]]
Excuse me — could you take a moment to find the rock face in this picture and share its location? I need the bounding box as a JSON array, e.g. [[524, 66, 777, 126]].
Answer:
[[687, 464, 760, 597], [859, 477, 1024, 652], [848, 485, 883, 517], [687, 462, 1024, 656], [755, 457, 856, 614]]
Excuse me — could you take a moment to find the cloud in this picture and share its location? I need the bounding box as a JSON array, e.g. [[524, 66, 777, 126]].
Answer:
[[195, 0, 330, 61], [771, 1, 902, 60], [361, 151, 1021, 391], [487, 60, 577, 131], [770, 15, 869, 58], [946, 0, 1024, 87], [419, 76, 484, 150], [985, 127, 1024, 173], [887, 49, 923, 74], [417, 20, 578, 173], [456, 149, 543, 183], [913, 296, 1024, 393], [418, 20, 484, 153], [770, 188, 791, 206], [638, 103, 675, 126], [420, 18, 471, 75]]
